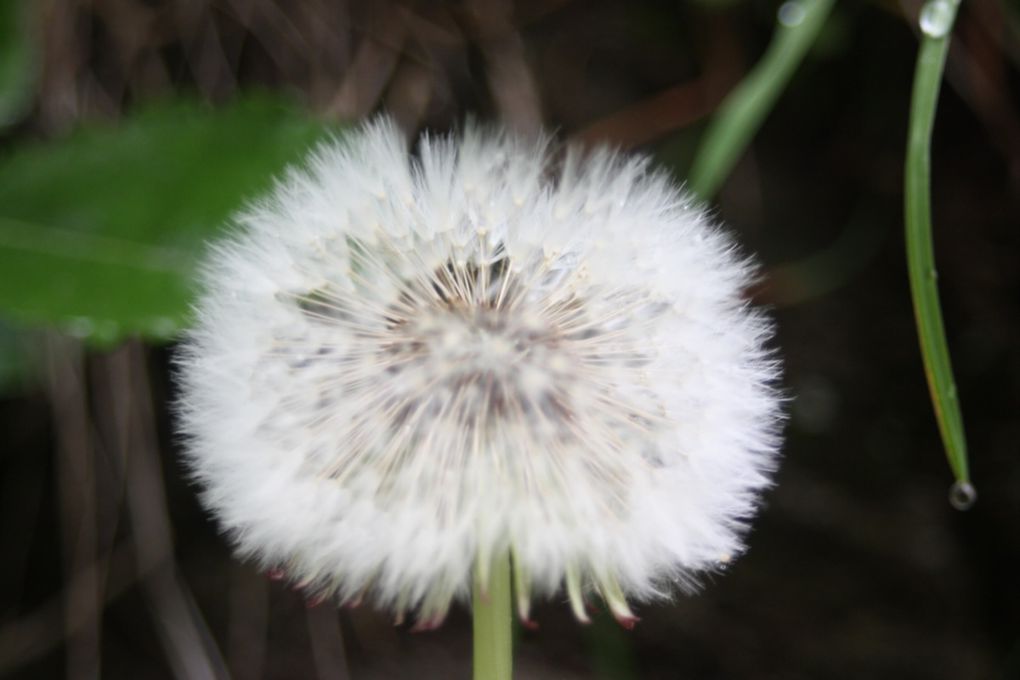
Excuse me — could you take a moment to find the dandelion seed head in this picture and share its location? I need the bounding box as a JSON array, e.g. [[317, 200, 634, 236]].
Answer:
[[177, 118, 782, 626]]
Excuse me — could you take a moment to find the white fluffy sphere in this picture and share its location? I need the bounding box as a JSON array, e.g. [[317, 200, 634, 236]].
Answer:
[[177, 118, 782, 628]]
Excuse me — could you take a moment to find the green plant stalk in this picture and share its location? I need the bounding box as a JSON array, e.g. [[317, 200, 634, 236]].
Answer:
[[688, 0, 835, 200], [473, 553, 513, 680], [905, 6, 971, 485]]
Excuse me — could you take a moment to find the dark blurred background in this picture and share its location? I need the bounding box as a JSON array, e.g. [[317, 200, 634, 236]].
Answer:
[[0, 0, 1018, 678]]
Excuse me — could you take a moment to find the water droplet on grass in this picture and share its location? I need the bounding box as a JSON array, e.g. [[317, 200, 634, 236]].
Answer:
[[778, 1, 806, 27], [948, 480, 976, 510], [919, 0, 955, 38]]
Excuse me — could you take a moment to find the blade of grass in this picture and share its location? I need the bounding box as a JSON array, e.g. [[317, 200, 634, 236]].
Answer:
[[688, 0, 835, 200], [905, 0, 973, 499]]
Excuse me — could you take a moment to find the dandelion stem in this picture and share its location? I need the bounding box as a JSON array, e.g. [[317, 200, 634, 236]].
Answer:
[[688, 0, 834, 200], [472, 553, 513, 680], [905, 0, 972, 488]]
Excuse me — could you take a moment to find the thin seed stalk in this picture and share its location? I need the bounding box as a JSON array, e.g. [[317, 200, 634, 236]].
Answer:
[[473, 553, 513, 680], [905, 1, 971, 486]]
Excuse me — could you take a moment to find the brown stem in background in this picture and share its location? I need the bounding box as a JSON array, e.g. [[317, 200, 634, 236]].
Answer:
[[37, 0, 84, 130], [0, 381, 48, 651], [0, 344, 188, 677], [306, 605, 351, 680], [177, 2, 239, 102], [226, 565, 270, 680], [572, 82, 710, 149], [114, 341, 228, 680], [45, 335, 101, 680], [327, 1, 411, 121], [464, 0, 543, 134], [384, 56, 436, 133], [87, 347, 133, 590], [0, 543, 143, 675], [949, 5, 1020, 184], [572, 15, 742, 149]]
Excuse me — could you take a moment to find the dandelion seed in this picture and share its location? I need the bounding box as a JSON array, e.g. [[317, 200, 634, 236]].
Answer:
[[177, 118, 782, 628]]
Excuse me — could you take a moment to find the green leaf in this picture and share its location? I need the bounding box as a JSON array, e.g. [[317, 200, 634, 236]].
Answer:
[[0, 97, 341, 344], [0, 0, 36, 128]]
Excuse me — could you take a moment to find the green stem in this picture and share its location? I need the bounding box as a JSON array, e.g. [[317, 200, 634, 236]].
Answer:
[[905, 1, 971, 487], [688, 0, 835, 200], [473, 553, 513, 680]]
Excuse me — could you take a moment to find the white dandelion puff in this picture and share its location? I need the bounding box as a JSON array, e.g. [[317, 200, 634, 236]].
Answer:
[[176, 118, 782, 629]]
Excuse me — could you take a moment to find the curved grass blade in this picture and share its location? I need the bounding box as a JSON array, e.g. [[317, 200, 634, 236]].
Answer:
[[688, 0, 835, 200], [905, 0, 973, 494]]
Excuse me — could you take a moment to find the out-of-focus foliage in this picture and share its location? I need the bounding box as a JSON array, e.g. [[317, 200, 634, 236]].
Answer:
[[0, 0, 35, 127], [0, 97, 340, 345]]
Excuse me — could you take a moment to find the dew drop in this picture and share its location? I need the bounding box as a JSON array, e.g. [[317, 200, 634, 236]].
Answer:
[[778, 1, 806, 27], [948, 480, 976, 510], [919, 0, 955, 38]]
